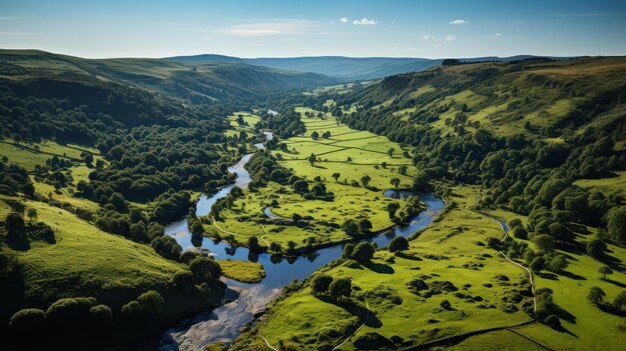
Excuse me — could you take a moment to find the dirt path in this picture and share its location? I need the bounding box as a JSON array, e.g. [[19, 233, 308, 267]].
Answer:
[[259, 332, 278, 351]]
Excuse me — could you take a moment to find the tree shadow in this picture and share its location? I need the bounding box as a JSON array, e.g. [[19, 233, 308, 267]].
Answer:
[[601, 278, 626, 288], [396, 252, 422, 261], [365, 262, 395, 274], [537, 272, 558, 280], [559, 270, 586, 281]]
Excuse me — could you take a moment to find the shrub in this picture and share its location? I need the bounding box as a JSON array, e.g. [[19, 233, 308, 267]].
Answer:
[[512, 226, 528, 239], [137, 290, 165, 315], [8, 308, 46, 337], [89, 304, 113, 330], [121, 300, 142, 320], [173, 271, 195, 289]]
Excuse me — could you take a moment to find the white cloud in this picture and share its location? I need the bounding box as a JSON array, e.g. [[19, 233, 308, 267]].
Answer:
[[219, 19, 318, 37], [340, 17, 348, 23], [353, 18, 377, 25], [422, 34, 437, 41], [450, 19, 469, 25], [446, 35, 457, 42]]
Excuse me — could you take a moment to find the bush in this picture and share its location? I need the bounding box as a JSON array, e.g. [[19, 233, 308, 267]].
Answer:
[[586, 239, 606, 258], [137, 290, 165, 315], [342, 243, 355, 259], [544, 314, 561, 330], [121, 300, 142, 320], [512, 226, 528, 239], [46, 297, 97, 327], [8, 308, 46, 338], [180, 250, 198, 264]]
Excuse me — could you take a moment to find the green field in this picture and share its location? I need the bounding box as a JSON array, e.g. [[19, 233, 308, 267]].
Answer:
[[219, 259, 266, 283], [233, 186, 540, 350], [208, 109, 417, 251]]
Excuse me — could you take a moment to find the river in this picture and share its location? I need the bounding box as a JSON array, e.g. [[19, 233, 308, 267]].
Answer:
[[154, 130, 445, 350]]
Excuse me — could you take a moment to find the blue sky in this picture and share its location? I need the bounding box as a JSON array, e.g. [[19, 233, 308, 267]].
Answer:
[[0, 0, 624, 58]]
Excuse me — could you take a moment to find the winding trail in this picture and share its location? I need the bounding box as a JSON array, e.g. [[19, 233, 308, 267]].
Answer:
[[258, 332, 278, 351]]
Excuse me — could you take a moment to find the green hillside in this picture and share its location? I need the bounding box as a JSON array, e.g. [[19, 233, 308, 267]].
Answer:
[[232, 57, 626, 350]]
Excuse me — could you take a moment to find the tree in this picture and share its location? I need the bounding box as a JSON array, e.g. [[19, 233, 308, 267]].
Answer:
[[130, 222, 149, 242], [586, 239, 607, 258], [606, 206, 626, 244], [387, 147, 395, 157], [108, 192, 128, 213], [311, 182, 327, 197], [173, 270, 195, 289], [588, 286, 606, 305], [360, 175, 372, 188], [46, 297, 97, 330], [311, 131, 319, 140], [189, 257, 221, 283], [311, 274, 333, 295], [342, 219, 360, 236], [352, 242, 375, 263], [137, 290, 165, 315], [329, 278, 352, 300], [530, 257, 544, 273], [248, 236, 263, 252], [390, 177, 401, 189], [389, 236, 409, 253], [548, 223, 573, 242], [293, 179, 309, 194], [121, 300, 142, 320], [547, 254, 567, 273], [5, 212, 25, 236], [613, 291, 626, 312], [532, 234, 555, 252], [9, 309, 46, 337], [412, 170, 431, 190], [89, 304, 113, 330], [386, 202, 400, 218], [544, 315, 561, 330], [398, 165, 408, 175], [358, 219, 373, 234], [190, 220, 204, 237], [599, 266, 613, 280], [342, 243, 355, 259], [332, 172, 341, 182], [512, 226, 528, 239], [26, 208, 38, 223]]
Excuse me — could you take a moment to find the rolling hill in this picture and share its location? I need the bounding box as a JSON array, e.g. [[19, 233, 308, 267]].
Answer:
[[0, 49, 334, 103]]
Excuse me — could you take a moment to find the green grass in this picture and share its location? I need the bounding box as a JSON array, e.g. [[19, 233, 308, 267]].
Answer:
[[234, 186, 536, 350], [219, 259, 266, 283], [211, 111, 417, 251], [573, 171, 626, 203]]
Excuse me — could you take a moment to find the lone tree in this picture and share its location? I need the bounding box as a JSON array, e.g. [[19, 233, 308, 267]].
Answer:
[[26, 209, 38, 223], [332, 172, 341, 182], [311, 274, 333, 295], [360, 175, 372, 188], [599, 266, 613, 280], [329, 278, 352, 300], [352, 242, 375, 263], [390, 177, 401, 189], [587, 286, 606, 305], [389, 236, 409, 253], [532, 234, 555, 252], [308, 153, 317, 166], [311, 131, 319, 140], [387, 147, 395, 157]]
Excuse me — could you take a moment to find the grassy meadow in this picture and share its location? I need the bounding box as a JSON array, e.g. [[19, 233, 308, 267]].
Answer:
[[209, 107, 418, 251]]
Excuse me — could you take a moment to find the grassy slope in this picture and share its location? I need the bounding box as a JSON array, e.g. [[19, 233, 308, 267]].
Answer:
[[219, 259, 266, 283], [0, 49, 333, 101], [211, 108, 416, 251], [235, 186, 540, 350]]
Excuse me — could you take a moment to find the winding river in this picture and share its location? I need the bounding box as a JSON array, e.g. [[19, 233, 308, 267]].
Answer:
[[153, 131, 445, 350]]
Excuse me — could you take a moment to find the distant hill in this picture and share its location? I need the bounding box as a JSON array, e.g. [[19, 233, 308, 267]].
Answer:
[[166, 54, 571, 81], [0, 49, 335, 103]]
